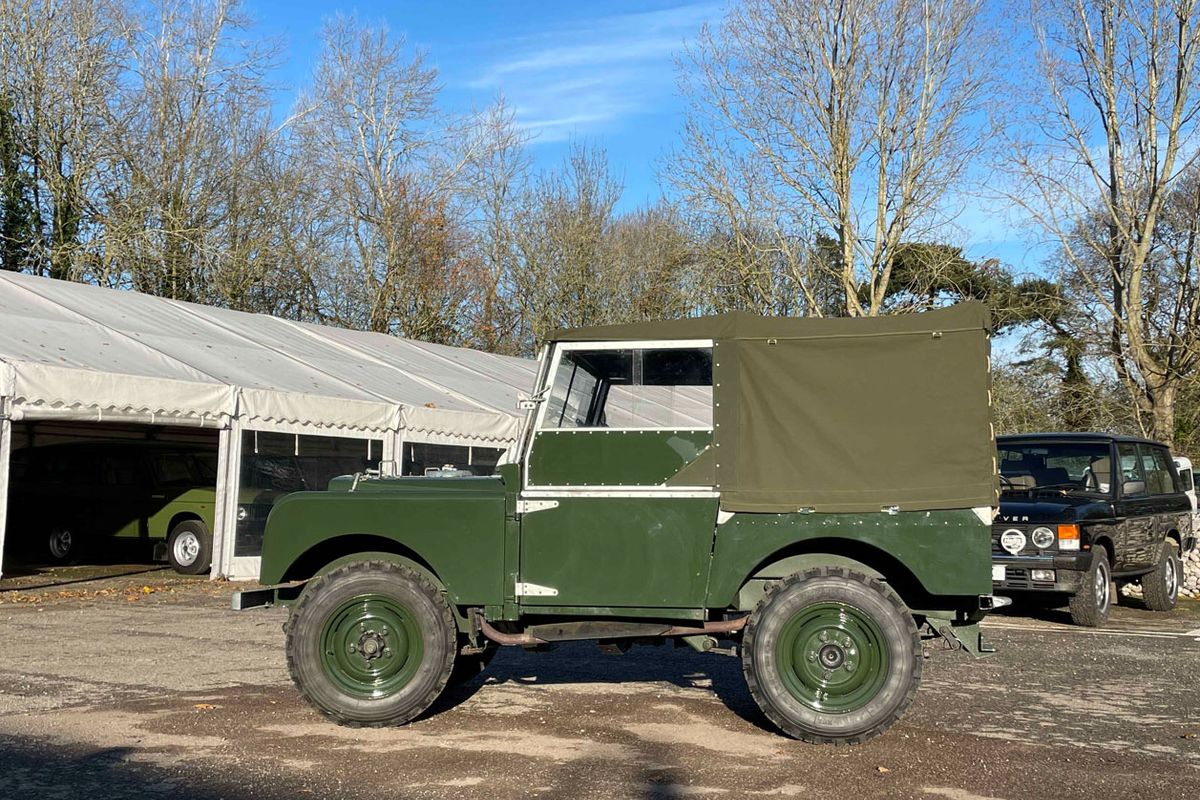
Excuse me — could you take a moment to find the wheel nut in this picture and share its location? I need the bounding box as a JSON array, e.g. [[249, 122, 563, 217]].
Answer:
[[383, 649, 391, 657], [348, 644, 357, 653], [845, 662, 856, 673]]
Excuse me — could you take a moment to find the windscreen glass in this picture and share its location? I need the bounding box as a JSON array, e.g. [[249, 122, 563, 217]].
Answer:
[[998, 442, 1112, 494]]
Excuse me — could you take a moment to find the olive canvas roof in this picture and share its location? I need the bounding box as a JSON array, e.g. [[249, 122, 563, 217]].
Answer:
[[557, 303, 997, 514], [0, 271, 535, 444], [554, 302, 991, 342]]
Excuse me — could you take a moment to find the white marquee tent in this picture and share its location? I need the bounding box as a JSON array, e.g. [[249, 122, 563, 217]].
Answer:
[[0, 271, 538, 579]]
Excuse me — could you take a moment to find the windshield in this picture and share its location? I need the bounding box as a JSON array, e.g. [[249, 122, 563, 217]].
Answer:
[[998, 442, 1112, 495]]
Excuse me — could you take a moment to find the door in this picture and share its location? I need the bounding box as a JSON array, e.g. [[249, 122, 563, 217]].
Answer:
[[1113, 442, 1161, 571], [519, 341, 719, 610], [96, 447, 153, 540]]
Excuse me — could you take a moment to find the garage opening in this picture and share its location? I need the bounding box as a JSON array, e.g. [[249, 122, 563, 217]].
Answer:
[[2, 421, 221, 577]]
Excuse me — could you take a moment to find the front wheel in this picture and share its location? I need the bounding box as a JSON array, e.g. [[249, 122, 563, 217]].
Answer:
[[285, 560, 456, 727], [1068, 545, 1112, 627], [1142, 541, 1181, 612], [741, 567, 921, 745], [167, 520, 212, 575]]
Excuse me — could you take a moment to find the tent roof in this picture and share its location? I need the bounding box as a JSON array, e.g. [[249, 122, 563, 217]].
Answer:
[[0, 272, 536, 443]]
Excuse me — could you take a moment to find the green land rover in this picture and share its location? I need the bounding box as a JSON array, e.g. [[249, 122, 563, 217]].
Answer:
[[234, 303, 1002, 744]]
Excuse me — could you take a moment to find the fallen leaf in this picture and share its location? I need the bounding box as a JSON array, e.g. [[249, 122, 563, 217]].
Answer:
[[877, 767, 890, 774], [193, 703, 216, 711]]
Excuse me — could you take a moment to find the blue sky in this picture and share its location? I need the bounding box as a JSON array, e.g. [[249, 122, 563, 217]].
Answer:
[[245, 0, 1045, 273], [247, 1, 717, 206]]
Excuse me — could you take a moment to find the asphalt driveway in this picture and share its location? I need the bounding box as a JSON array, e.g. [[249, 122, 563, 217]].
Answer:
[[0, 565, 1197, 800]]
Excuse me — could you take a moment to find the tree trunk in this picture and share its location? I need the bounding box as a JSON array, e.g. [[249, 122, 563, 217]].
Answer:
[[1147, 381, 1177, 448]]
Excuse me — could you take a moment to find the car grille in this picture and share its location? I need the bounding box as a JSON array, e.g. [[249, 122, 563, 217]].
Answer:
[[999, 567, 1032, 589]]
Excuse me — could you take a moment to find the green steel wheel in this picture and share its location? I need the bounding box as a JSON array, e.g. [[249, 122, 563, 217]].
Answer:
[[742, 566, 921, 745], [286, 560, 456, 727]]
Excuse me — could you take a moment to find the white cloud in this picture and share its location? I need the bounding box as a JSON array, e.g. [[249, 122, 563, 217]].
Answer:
[[462, 2, 721, 143]]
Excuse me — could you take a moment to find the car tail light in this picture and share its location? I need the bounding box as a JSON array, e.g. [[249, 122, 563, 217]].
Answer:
[[1058, 524, 1080, 551]]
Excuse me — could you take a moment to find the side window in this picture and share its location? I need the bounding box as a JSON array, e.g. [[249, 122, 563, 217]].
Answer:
[[1181, 468, 1195, 492], [542, 346, 712, 429], [101, 453, 144, 486], [1117, 443, 1146, 495], [1140, 446, 1178, 495], [150, 452, 197, 485]]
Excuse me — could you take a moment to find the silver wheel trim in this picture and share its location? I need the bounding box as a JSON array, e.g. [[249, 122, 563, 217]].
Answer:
[[49, 529, 72, 559], [173, 531, 201, 566], [1165, 555, 1178, 602], [1095, 561, 1110, 612]]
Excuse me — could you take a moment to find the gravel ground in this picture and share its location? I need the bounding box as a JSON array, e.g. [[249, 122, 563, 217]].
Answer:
[[1, 564, 1198, 800]]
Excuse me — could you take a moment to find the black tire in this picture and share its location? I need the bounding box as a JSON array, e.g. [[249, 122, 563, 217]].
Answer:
[[46, 525, 80, 565], [1068, 544, 1112, 627], [741, 567, 921, 745], [447, 644, 498, 687], [167, 520, 212, 575], [1142, 540, 1181, 612], [286, 560, 456, 727]]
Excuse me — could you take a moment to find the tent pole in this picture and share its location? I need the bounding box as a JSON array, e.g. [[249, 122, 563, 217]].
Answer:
[[0, 398, 11, 579], [211, 417, 243, 579]]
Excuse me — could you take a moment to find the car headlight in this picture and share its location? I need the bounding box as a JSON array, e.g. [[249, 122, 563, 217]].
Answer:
[[236, 505, 249, 522], [1031, 526, 1055, 549]]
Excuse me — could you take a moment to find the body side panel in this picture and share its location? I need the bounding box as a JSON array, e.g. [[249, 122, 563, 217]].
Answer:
[[518, 496, 719, 608], [259, 485, 507, 607], [705, 509, 992, 608], [527, 429, 712, 487]]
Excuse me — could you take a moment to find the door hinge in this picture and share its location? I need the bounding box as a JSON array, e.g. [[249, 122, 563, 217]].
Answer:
[[516, 499, 559, 515], [515, 581, 559, 597]]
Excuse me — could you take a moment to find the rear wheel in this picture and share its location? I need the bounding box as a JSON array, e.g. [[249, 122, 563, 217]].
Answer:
[[1142, 541, 1181, 612], [286, 560, 456, 727], [46, 525, 80, 564], [167, 520, 212, 575], [1068, 544, 1111, 627], [742, 567, 921, 745]]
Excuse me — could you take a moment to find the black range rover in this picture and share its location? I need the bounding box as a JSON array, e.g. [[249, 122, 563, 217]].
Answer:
[[993, 433, 1195, 627]]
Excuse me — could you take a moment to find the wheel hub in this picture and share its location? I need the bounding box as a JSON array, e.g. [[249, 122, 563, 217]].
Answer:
[[320, 595, 420, 699], [174, 533, 200, 565], [818, 643, 845, 670], [49, 529, 72, 558], [777, 602, 887, 713]]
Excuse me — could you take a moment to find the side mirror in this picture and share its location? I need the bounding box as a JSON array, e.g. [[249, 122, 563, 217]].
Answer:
[[1122, 480, 1146, 496]]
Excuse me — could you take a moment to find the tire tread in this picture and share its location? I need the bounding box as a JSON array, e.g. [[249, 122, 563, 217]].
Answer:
[[741, 566, 921, 746], [285, 559, 456, 728]]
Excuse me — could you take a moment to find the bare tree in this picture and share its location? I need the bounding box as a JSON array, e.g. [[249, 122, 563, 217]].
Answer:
[[673, 0, 994, 317], [0, 0, 126, 279], [96, 0, 280, 301], [1010, 0, 1200, 445], [511, 142, 622, 351], [294, 15, 478, 342], [459, 98, 531, 354]]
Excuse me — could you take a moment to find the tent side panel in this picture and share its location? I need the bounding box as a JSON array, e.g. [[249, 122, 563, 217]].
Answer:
[[0, 404, 11, 578], [212, 418, 244, 579]]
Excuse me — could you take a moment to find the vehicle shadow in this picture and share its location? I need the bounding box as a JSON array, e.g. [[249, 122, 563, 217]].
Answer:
[[0, 740, 240, 800], [0, 564, 171, 592], [430, 639, 777, 734]]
